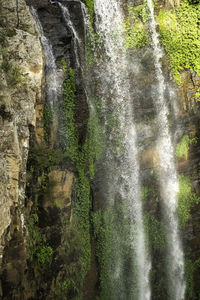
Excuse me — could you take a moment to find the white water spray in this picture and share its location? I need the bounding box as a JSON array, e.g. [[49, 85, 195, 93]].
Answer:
[[146, 0, 185, 298], [94, 1, 151, 299], [30, 7, 59, 107], [59, 3, 82, 69]]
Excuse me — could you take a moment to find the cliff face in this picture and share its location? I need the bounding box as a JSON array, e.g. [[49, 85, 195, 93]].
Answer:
[[0, 0, 200, 299], [0, 0, 43, 296]]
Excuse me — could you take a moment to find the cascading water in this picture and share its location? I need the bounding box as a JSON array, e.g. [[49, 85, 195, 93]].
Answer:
[[30, 7, 59, 107], [94, 1, 151, 299], [146, 0, 186, 298], [58, 3, 82, 70]]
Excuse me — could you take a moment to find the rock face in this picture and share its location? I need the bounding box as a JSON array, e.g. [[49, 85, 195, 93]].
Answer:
[[0, 0, 200, 299], [0, 0, 43, 281]]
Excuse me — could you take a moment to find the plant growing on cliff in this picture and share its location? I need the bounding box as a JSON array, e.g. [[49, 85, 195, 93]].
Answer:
[[27, 212, 53, 266], [158, 1, 200, 84], [60, 67, 79, 162], [83, 0, 94, 25], [185, 257, 200, 298], [195, 87, 200, 100], [58, 65, 106, 297], [176, 135, 197, 159], [123, 3, 150, 49], [177, 174, 200, 228], [43, 105, 53, 144]]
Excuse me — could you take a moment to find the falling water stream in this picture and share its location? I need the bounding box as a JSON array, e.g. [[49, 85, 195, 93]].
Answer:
[[30, 7, 59, 107], [30, 0, 186, 298], [146, 0, 186, 299], [94, 1, 151, 299], [58, 3, 82, 70]]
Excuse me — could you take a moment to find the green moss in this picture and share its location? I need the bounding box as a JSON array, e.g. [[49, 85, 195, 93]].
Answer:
[[92, 207, 118, 299], [195, 87, 200, 100], [157, 1, 200, 84], [185, 258, 200, 299], [86, 32, 103, 68], [92, 204, 138, 299], [27, 212, 53, 266], [144, 214, 166, 252], [60, 68, 79, 162], [58, 67, 106, 297], [61, 59, 67, 73], [124, 3, 150, 49], [176, 135, 197, 159], [29, 145, 64, 172], [43, 105, 53, 144], [1, 59, 24, 86], [141, 186, 149, 203], [178, 175, 200, 228], [83, 0, 94, 25]]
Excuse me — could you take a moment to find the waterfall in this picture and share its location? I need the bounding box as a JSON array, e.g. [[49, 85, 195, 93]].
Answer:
[[30, 7, 59, 107], [58, 2, 82, 70], [146, 0, 186, 298], [94, 1, 151, 299]]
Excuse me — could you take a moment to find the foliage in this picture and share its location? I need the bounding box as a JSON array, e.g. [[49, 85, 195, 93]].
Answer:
[[185, 257, 200, 299], [83, 0, 94, 25], [176, 135, 197, 159], [157, 1, 200, 84], [141, 186, 149, 203], [86, 31, 104, 67], [124, 4, 150, 49], [59, 67, 106, 297], [177, 175, 200, 227], [144, 214, 166, 251], [83, 98, 105, 179], [27, 212, 53, 266], [92, 207, 119, 299], [92, 204, 139, 299], [37, 246, 53, 265], [60, 68, 79, 162], [195, 87, 200, 100], [43, 105, 53, 144], [29, 145, 64, 172], [1, 58, 24, 86], [61, 59, 67, 73]]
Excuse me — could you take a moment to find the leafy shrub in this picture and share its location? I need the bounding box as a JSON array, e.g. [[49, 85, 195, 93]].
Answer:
[[158, 1, 200, 84], [176, 135, 197, 159], [177, 175, 200, 227], [124, 4, 150, 49], [195, 87, 200, 100]]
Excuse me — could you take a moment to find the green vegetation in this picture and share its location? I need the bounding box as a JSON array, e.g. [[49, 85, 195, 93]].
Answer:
[[158, 1, 200, 84], [61, 59, 67, 73], [27, 213, 53, 266], [124, 3, 150, 49], [83, 0, 94, 25], [185, 257, 200, 299], [177, 174, 200, 228], [195, 87, 200, 100], [176, 135, 197, 159], [58, 66, 106, 297], [144, 214, 166, 251], [43, 105, 53, 144], [86, 31, 103, 68], [141, 186, 149, 203], [92, 205, 126, 299], [1, 56, 24, 86], [29, 145, 64, 172], [61, 68, 78, 161]]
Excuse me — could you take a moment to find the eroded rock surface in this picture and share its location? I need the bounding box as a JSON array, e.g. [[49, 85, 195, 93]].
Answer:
[[0, 0, 43, 295]]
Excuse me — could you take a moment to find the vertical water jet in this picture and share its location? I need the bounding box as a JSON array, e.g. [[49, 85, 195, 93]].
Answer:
[[146, 0, 186, 298], [94, 0, 151, 299]]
